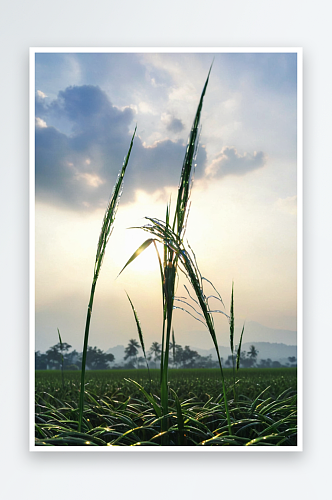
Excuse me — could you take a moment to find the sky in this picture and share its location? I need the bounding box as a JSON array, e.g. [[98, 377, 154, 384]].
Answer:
[[34, 50, 298, 353]]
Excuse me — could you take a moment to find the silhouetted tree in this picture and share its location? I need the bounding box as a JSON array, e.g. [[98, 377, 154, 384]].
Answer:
[[85, 346, 115, 370], [174, 344, 184, 368], [258, 358, 273, 368], [64, 349, 81, 370], [35, 351, 47, 370], [225, 355, 233, 367], [124, 339, 140, 367], [148, 342, 161, 367], [137, 356, 145, 368], [238, 350, 255, 368], [248, 345, 259, 363], [169, 343, 183, 368], [288, 356, 297, 366], [182, 346, 200, 368], [194, 354, 218, 369], [45, 342, 72, 369]]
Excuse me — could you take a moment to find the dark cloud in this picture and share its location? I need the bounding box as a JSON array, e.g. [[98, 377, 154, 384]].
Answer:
[[166, 117, 184, 133], [206, 146, 266, 179], [35, 85, 207, 210]]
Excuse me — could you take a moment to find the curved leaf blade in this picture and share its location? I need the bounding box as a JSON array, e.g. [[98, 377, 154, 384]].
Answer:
[[117, 238, 155, 277]]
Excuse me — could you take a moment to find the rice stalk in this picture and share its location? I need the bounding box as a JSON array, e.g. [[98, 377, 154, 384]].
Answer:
[[229, 283, 237, 399], [78, 127, 136, 432], [118, 67, 239, 437], [137, 218, 233, 434], [119, 68, 212, 432], [236, 324, 245, 371], [125, 291, 151, 389], [57, 328, 64, 391], [118, 66, 235, 435], [160, 66, 212, 421]]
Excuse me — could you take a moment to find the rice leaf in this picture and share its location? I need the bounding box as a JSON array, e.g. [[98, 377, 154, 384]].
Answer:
[[78, 126, 136, 432], [170, 388, 185, 445], [230, 282, 234, 354], [236, 323, 245, 371], [173, 64, 212, 237], [126, 379, 161, 418], [125, 291, 151, 388], [139, 218, 232, 435], [118, 238, 155, 277], [57, 328, 64, 390]]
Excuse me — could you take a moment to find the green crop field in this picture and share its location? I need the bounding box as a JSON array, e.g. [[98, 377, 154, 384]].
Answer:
[[35, 368, 297, 447]]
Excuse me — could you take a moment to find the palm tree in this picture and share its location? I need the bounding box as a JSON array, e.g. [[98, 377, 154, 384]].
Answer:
[[137, 356, 145, 368], [149, 342, 161, 367], [248, 345, 259, 364], [124, 339, 140, 367]]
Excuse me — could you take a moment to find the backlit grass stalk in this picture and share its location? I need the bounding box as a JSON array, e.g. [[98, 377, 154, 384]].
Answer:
[[125, 291, 152, 390], [138, 218, 233, 434], [78, 127, 136, 432], [117, 67, 236, 435], [229, 283, 236, 398], [236, 324, 245, 371], [160, 67, 212, 423], [57, 328, 64, 391], [119, 68, 211, 429]]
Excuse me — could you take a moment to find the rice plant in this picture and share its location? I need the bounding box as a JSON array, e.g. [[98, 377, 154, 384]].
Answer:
[[57, 328, 65, 391], [125, 291, 152, 389], [119, 66, 235, 435], [78, 127, 136, 432]]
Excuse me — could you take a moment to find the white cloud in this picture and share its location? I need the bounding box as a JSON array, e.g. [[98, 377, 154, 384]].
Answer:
[[35, 117, 47, 128], [36, 90, 47, 99]]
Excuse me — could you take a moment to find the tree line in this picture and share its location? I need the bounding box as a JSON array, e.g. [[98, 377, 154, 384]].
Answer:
[[35, 339, 297, 370]]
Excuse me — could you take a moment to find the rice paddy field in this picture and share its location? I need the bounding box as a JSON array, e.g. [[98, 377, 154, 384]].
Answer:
[[35, 367, 297, 447]]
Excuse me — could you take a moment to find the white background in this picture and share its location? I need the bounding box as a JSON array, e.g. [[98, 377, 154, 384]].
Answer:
[[0, 1, 329, 498]]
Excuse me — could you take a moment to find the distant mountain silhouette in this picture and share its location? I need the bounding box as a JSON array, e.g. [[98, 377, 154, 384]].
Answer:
[[106, 321, 297, 365], [107, 340, 297, 366], [106, 345, 126, 364]]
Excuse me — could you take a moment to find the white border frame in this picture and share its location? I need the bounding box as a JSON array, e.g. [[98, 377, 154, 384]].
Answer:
[[29, 47, 303, 452]]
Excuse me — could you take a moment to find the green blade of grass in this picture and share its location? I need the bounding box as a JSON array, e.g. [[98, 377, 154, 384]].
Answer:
[[170, 388, 185, 445], [125, 291, 151, 389], [236, 323, 245, 371], [230, 282, 234, 354], [139, 218, 233, 435], [126, 379, 161, 418], [78, 126, 136, 432], [160, 66, 212, 426], [118, 238, 155, 277], [173, 63, 212, 237], [57, 328, 64, 390]]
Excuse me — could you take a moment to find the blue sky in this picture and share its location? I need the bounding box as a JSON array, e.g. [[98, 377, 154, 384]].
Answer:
[[34, 50, 298, 352]]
